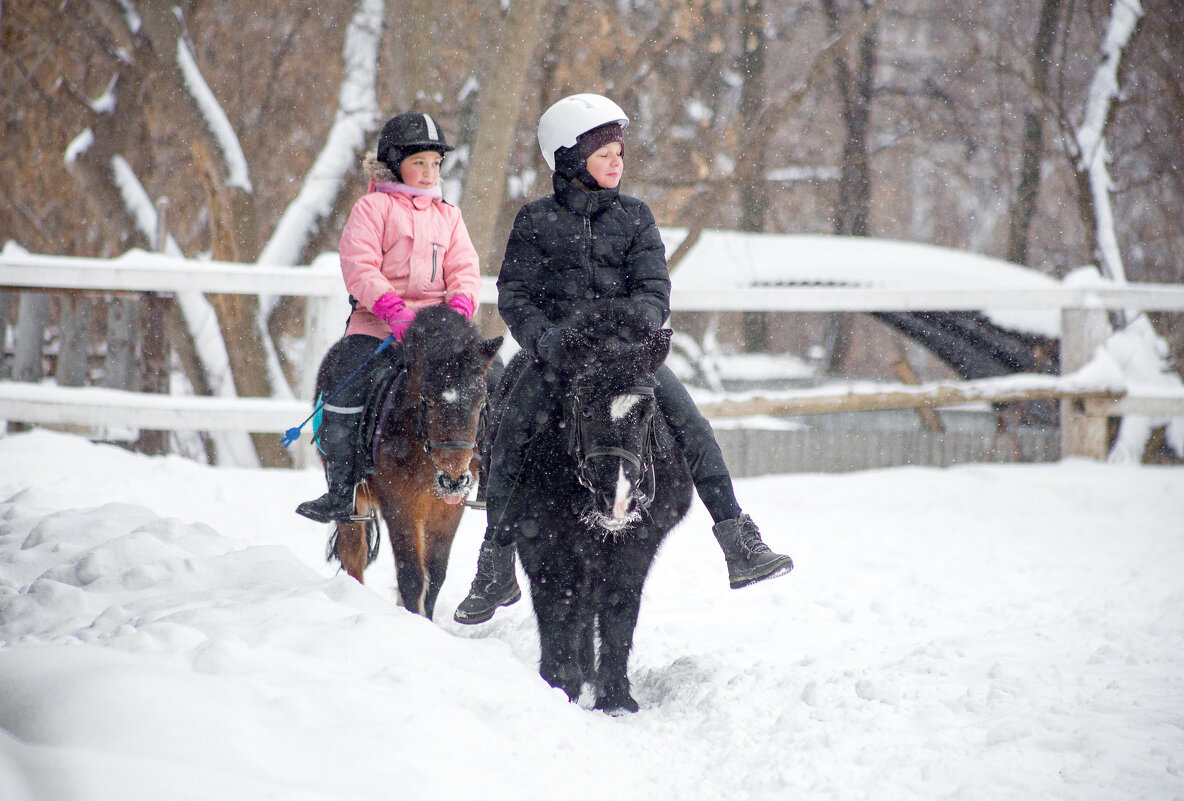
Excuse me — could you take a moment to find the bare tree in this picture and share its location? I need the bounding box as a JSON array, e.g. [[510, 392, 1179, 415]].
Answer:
[[1007, 0, 1065, 266], [823, 0, 877, 238], [462, 0, 551, 277], [739, 0, 772, 352]]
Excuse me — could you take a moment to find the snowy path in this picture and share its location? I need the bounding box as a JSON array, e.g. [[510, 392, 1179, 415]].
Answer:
[[1, 430, 1181, 800]]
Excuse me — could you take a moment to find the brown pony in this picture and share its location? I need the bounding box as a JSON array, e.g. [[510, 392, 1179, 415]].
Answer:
[[329, 304, 502, 618]]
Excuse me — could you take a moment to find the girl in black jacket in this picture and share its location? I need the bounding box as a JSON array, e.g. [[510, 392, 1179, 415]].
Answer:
[[454, 94, 793, 624]]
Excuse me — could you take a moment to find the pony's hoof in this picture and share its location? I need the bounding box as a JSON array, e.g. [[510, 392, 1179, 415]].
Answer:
[[594, 693, 639, 715]]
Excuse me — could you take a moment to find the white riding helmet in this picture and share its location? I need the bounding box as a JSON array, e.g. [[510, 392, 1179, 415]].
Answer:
[[537, 93, 629, 170]]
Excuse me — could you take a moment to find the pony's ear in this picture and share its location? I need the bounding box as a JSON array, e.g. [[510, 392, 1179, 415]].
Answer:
[[639, 328, 673, 372], [478, 336, 503, 365]]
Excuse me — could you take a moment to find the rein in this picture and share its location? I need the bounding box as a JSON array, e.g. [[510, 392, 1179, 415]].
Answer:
[[568, 384, 658, 511]]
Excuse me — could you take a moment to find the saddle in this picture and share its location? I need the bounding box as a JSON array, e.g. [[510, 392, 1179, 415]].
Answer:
[[357, 358, 405, 476]]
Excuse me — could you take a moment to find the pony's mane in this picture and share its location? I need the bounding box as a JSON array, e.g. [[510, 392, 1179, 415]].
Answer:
[[565, 299, 660, 348], [553, 299, 666, 387], [403, 304, 478, 355], [401, 304, 484, 393]]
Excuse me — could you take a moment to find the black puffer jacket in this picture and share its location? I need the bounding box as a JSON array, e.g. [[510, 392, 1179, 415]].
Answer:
[[496, 172, 670, 357]]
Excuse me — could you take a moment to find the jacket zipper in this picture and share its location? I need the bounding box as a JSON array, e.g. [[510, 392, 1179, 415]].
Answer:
[[583, 217, 593, 282], [432, 243, 438, 282]]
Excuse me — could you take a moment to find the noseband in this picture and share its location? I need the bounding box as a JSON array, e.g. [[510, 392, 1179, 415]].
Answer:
[[415, 396, 481, 473], [568, 384, 658, 511]]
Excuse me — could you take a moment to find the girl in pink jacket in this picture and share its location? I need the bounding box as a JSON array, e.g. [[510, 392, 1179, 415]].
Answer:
[[297, 111, 481, 524]]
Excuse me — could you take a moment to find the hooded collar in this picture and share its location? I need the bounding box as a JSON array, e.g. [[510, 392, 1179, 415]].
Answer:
[[552, 171, 619, 217], [370, 180, 443, 199]]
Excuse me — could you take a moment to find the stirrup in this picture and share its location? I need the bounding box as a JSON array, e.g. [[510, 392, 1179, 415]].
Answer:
[[347, 480, 377, 523]]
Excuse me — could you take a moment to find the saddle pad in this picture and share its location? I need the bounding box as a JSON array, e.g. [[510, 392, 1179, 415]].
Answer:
[[359, 361, 404, 475]]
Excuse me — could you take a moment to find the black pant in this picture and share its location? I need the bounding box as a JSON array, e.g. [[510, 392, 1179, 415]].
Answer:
[[319, 335, 401, 408], [484, 361, 737, 546], [314, 335, 404, 463]]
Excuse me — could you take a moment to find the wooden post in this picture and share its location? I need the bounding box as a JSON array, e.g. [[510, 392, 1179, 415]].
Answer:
[[138, 293, 171, 455], [6, 291, 49, 432], [1060, 307, 1111, 459], [295, 294, 341, 468], [137, 197, 172, 455], [57, 295, 94, 388], [0, 292, 10, 379]]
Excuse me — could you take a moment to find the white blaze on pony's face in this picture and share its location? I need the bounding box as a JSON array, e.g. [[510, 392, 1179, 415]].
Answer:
[[611, 462, 632, 522], [610, 392, 644, 421], [582, 388, 652, 533]]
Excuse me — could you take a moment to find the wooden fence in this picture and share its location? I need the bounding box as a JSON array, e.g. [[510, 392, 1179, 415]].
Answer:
[[3, 250, 1184, 472]]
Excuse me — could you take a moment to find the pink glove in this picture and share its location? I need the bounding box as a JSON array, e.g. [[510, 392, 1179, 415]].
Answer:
[[447, 294, 476, 320], [372, 292, 415, 341], [387, 315, 415, 341]]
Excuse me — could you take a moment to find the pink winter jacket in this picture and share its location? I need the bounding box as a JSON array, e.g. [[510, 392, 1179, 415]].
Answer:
[[339, 187, 481, 340]]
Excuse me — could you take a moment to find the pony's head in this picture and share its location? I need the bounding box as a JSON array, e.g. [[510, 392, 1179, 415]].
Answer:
[[553, 301, 672, 532], [401, 304, 503, 502]]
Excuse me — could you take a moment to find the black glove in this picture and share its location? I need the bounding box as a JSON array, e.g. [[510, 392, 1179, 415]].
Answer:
[[535, 328, 563, 362]]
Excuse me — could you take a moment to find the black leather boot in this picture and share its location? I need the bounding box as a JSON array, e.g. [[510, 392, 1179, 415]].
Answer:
[[711, 514, 794, 589], [453, 539, 521, 624], [296, 409, 363, 524]]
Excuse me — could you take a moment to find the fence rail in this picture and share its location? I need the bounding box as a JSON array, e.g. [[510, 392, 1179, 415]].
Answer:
[[3, 250, 1183, 469]]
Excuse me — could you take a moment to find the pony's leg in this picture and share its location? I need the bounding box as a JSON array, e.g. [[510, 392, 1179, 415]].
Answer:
[[333, 520, 371, 584], [379, 498, 428, 616], [529, 566, 586, 702], [389, 530, 427, 616], [593, 543, 652, 714], [578, 613, 597, 694], [421, 513, 461, 620]]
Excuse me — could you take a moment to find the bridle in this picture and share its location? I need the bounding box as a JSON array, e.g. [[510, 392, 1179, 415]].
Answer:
[[567, 383, 658, 511], [415, 394, 482, 473]]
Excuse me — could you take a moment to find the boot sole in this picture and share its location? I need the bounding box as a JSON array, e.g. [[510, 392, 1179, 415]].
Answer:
[[295, 504, 354, 525], [730, 557, 795, 590], [452, 587, 522, 625]]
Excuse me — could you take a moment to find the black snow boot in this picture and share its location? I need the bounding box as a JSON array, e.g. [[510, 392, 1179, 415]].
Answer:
[[296, 409, 363, 524], [453, 539, 521, 624], [711, 514, 795, 589]]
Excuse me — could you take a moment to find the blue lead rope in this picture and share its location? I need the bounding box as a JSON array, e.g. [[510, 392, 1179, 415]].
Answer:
[[280, 334, 396, 448]]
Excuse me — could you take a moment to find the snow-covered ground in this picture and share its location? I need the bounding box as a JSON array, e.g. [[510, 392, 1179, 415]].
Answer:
[[1, 429, 1182, 801]]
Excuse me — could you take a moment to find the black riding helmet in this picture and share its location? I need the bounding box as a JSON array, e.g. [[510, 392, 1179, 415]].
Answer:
[[376, 111, 454, 180]]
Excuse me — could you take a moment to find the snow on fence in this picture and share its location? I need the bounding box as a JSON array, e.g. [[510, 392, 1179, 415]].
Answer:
[[3, 250, 1184, 470]]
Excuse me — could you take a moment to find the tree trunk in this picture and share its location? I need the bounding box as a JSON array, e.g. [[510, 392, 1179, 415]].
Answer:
[[462, 0, 551, 283], [1007, 0, 1063, 266], [822, 0, 877, 375], [663, 1, 884, 271], [827, 0, 876, 238], [133, 0, 286, 465], [739, 0, 770, 353], [394, 0, 439, 114]]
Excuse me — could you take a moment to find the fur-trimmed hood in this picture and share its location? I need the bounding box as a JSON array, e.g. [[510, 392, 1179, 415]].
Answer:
[[363, 151, 398, 183]]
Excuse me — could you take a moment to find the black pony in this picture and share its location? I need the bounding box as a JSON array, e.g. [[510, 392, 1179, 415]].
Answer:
[[490, 300, 693, 714]]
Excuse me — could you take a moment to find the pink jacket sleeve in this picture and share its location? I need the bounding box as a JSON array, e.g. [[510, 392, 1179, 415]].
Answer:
[[338, 195, 396, 313], [442, 210, 482, 309]]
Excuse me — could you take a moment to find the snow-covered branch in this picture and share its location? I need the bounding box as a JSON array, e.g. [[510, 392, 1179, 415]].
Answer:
[[175, 37, 252, 192], [1073, 0, 1143, 284]]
